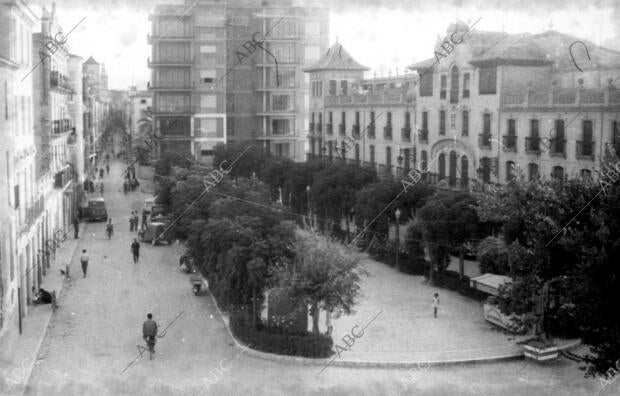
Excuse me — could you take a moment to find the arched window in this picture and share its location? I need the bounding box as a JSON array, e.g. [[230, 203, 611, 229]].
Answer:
[[439, 153, 446, 180], [449, 151, 457, 186], [580, 169, 592, 180], [506, 161, 515, 182], [450, 65, 459, 104], [480, 157, 491, 183], [461, 156, 469, 187], [528, 163, 539, 181]]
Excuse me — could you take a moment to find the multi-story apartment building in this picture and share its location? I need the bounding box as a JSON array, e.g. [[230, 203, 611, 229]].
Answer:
[[408, 22, 620, 187], [33, 4, 80, 251], [148, 0, 328, 163], [0, 0, 40, 335], [128, 90, 153, 160], [305, 42, 417, 177], [82, 56, 109, 173], [68, 54, 85, 184]]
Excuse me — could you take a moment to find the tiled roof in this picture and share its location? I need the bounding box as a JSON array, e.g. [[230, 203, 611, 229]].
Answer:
[[304, 42, 369, 73], [84, 56, 99, 65], [409, 28, 620, 71]]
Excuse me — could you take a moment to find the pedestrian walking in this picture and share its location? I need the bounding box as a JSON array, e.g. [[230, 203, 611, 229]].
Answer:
[[133, 211, 139, 232], [80, 249, 89, 278], [73, 216, 79, 239], [432, 293, 440, 318], [106, 164, 110, 175], [141, 209, 148, 231], [129, 211, 135, 232], [131, 238, 140, 263], [99, 168, 104, 178], [325, 308, 333, 336]]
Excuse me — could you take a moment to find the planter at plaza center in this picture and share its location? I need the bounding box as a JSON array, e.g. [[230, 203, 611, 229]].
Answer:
[[483, 302, 528, 334], [230, 311, 334, 358]]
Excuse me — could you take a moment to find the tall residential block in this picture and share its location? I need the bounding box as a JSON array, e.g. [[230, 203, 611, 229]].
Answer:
[[148, 0, 329, 163]]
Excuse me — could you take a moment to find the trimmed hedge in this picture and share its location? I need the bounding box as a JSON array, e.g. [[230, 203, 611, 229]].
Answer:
[[230, 311, 334, 359]]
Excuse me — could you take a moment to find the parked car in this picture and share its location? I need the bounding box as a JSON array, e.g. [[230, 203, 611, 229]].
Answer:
[[143, 197, 156, 214], [83, 197, 108, 222], [139, 213, 172, 245]]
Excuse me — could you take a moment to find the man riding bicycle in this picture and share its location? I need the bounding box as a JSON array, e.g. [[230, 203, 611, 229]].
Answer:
[[142, 313, 158, 357]]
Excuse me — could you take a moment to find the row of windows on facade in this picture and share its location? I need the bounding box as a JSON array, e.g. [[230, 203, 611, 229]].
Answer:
[[315, 142, 590, 185], [310, 80, 414, 97], [310, 109, 620, 157], [419, 65, 495, 98], [154, 18, 320, 39]]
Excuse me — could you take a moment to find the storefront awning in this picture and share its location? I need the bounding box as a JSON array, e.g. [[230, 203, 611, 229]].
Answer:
[[469, 274, 513, 296]]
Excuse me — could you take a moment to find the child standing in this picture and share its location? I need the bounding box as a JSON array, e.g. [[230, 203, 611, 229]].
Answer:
[[432, 293, 440, 318]]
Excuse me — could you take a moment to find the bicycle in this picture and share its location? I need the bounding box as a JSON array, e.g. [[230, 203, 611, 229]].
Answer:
[[137, 336, 156, 360]]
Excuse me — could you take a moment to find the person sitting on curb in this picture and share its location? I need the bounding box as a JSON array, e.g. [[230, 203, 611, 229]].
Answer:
[[33, 288, 52, 305]]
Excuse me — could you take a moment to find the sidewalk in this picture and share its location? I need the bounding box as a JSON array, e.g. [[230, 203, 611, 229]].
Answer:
[[0, 225, 86, 395]]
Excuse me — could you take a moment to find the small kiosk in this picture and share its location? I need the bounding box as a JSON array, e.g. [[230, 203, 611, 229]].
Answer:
[[470, 274, 528, 334]]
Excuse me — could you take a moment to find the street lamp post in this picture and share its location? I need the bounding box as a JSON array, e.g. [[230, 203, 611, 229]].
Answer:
[[395, 208, 401, 272], [306, 185, 311, 228]]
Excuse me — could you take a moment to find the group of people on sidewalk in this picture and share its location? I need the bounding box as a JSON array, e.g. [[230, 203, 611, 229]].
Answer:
[[129, 210, 142, 232]]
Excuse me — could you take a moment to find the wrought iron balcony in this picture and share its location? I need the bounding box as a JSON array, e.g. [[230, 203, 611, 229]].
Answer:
[[525, 136, 541, 153], [576, 140, 595, 159], [326, 123, 333, 135], [478, 133, 492, 149], [339, 124, 346, 136], [352, 124, 360, 139], [368, 124, 376, 139], [384, 126, 393, 140], [549, 138, 566, 157], [502, 135, 517, 152], [401, 126, 411, 142], [418, 129, 428, 143]]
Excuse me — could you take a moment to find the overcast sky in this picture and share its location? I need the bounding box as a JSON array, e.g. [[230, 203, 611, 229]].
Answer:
[[28, 0, 620, 90]]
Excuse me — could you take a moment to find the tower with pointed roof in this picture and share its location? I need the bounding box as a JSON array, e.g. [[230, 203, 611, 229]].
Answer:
[[304, 42, 370, 158]]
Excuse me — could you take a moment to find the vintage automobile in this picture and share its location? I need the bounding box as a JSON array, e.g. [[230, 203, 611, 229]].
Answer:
[[81, 197, 108, 222], [138, 213, 172, 245], [143, 197, 157, 214]]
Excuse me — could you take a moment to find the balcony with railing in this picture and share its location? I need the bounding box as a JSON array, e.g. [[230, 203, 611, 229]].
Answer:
[[525, 136, 541, 153], [352, 124, 360, 139], [418, 129, 428, 144], [149, 80, 195, 90], [324, 92, 416, 106], [502, 135, 517, 152], [317, 123, 322, 133], [401, 126, 411, 142], [576, 140, 595, 159], [479, 133, 492, 149], [50, 71, 73, 92], [19, 194, 45, 235], [148, 56, 194, 67], [52, 119, 73, 135], [339, 124, 346, 136], [368, 124, 376, 139], [326, 123, 333, 135], [384, 126, 393, 140], [501, 86, 620, 109], [549, 138, 566, 157], [309, 122, 315, 134]]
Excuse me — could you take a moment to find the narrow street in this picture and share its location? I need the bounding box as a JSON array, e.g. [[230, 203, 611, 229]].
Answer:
[[25, 160, 238, 395]]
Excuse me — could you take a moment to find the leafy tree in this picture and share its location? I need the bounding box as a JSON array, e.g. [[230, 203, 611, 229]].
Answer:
[[477, 236, 509, 275], [272, 230, 367, 334], [417, 192, 484, 283], [403, 221, 429, 275], [471, 151, 620, 376], [311, 164, 377, 238], [212, 141, 267, 181]]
